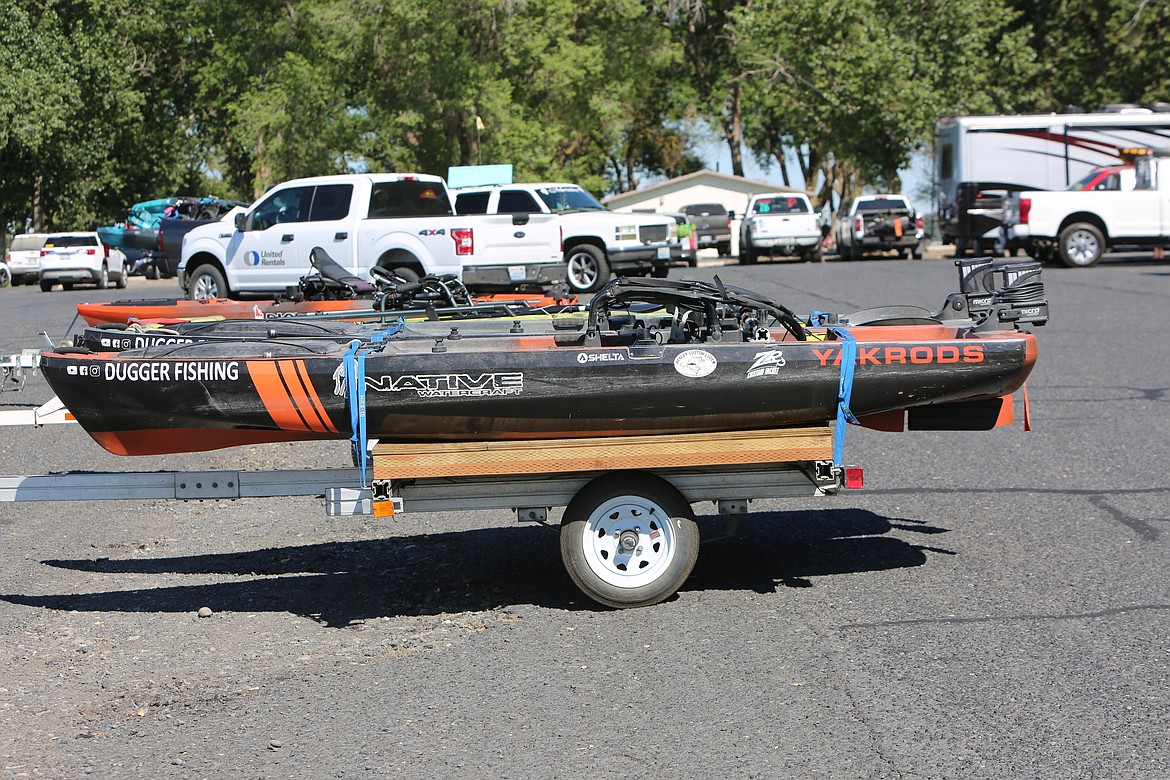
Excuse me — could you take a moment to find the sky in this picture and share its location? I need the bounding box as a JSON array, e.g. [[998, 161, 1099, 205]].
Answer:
[[695, 134, 933, 211]]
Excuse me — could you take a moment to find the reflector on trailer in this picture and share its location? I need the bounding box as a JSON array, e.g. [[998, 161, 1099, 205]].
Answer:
[[844, 467, 864, 489]]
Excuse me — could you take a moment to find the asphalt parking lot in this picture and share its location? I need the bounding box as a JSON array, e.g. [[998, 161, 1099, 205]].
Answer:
[[1, 252, 1169, 779]]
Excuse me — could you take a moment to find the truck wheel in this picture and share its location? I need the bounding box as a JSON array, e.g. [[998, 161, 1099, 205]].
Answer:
[[565, 245, 609, 293], [717, 241, 730, 257], [651, 264, 669, 278], [560, 472, 699, 609], [739, 244, 757, 265], [0, 266, 9, 288], [1058, 223, 1104, 268], [115, 263, 128, 289], [40, 280, 53, 292], [96, 263, 109, 289], [188, 265, 229, 300]]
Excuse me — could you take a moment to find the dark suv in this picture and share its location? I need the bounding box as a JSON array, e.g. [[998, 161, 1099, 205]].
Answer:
[[680, 203, 732, 257]]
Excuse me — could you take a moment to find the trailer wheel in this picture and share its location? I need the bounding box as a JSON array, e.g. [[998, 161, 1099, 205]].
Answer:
[[1058, 222, 1104, 268], [560, 472, 699, 609]]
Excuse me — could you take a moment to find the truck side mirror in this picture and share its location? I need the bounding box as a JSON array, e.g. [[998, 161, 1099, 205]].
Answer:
[[235, 212, 248, 231], [728, 211, 736, 221]]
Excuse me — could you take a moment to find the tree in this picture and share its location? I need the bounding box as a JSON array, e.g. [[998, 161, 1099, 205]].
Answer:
[[733, 0, 1039, 207], [655, 0, 749, 177]]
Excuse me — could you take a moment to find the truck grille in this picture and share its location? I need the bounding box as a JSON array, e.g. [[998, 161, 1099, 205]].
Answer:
[[639, 225, 668, 244]]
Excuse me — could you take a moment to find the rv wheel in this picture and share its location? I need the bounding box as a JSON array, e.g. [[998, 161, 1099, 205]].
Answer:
[[1058, 223, 1104, 268], [560, 472, 699, 609]]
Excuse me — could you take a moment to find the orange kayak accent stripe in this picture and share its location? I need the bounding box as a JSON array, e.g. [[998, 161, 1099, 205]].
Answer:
[[246, 360, 311, 432], [276, 360, 335, 434], [296, 359, 338, 433]]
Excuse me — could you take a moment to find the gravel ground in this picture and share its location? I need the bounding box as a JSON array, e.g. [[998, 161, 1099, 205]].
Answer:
[[1, 254, 1169, 779]]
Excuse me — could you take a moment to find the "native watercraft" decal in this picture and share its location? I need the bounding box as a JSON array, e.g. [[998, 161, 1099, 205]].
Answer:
[[366, 372, 524, 398]]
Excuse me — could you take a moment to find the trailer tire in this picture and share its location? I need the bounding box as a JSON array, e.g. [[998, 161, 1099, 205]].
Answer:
[[1058, 222, 1104, 268], [560, 472, 699, 609]]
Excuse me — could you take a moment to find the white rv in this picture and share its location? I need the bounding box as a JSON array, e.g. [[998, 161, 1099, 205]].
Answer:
[[934, 110, 1170, 253]]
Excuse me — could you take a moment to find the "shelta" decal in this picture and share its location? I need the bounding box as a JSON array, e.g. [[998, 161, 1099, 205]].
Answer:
[[811, 345, 985, 366]]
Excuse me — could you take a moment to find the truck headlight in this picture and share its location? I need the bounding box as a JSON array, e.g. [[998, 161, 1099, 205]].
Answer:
[[615, 225, 637, 242]]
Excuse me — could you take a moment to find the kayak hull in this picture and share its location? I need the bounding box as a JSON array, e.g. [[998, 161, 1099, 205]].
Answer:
[[41, 324, 1038, 456]]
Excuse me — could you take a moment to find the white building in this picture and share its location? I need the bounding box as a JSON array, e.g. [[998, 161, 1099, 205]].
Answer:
[[602, 169, 803, 255]]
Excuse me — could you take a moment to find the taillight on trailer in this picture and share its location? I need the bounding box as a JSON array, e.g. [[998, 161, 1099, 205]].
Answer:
[[1019, 198, 1031, 224], [843, 467, 864, 489], [451, 228, 474, 255]]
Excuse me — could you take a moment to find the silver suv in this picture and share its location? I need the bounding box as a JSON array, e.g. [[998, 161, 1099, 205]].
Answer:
[[38, 232, 129, 291]]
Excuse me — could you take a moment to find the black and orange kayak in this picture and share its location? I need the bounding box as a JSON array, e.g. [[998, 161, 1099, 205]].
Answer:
[[43, 272, 1044, 456], [78, 247, 576, 326], [77, 290, 575, 327]]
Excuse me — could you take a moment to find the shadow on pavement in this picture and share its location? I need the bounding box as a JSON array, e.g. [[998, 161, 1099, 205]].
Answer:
[[3, 508, 949, 626]]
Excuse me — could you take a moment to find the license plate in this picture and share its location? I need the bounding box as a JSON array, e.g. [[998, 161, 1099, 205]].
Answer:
[[507, 265, 527, 281], [656, 247, 670, 260]]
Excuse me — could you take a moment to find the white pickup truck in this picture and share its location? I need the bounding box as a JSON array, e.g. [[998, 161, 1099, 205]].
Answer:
[[1012, 150, 1170, 267], [738, 192, 822, 264], [452, 182, 678, 293], [178, 173, 563, 299]]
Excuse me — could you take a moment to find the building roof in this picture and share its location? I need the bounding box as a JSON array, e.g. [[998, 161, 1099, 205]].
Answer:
[[603, 169, 801, 209]]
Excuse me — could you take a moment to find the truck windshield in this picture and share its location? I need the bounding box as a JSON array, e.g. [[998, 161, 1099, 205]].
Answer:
[[534, 186, 604, 213], [368, 181, 454, 218]]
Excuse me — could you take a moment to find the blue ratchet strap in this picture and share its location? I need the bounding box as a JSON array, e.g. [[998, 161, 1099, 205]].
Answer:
[[828, 326, 860, 466], [342, 340, 371, 487], [342, 322, 402, 487], [808, 311, 829, 327], [369, 318, 404, 344]]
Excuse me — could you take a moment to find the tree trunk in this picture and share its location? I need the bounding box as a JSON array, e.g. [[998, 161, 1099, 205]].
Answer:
[[32, 175, 46, 232], [720, 80, 744, 177]]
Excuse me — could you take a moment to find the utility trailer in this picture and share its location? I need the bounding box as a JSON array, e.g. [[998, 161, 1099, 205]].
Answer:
[[0, 427, 858, 609]]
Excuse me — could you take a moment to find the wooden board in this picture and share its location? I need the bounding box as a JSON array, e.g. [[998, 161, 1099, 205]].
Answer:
[[372, 427, 833, 479]]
